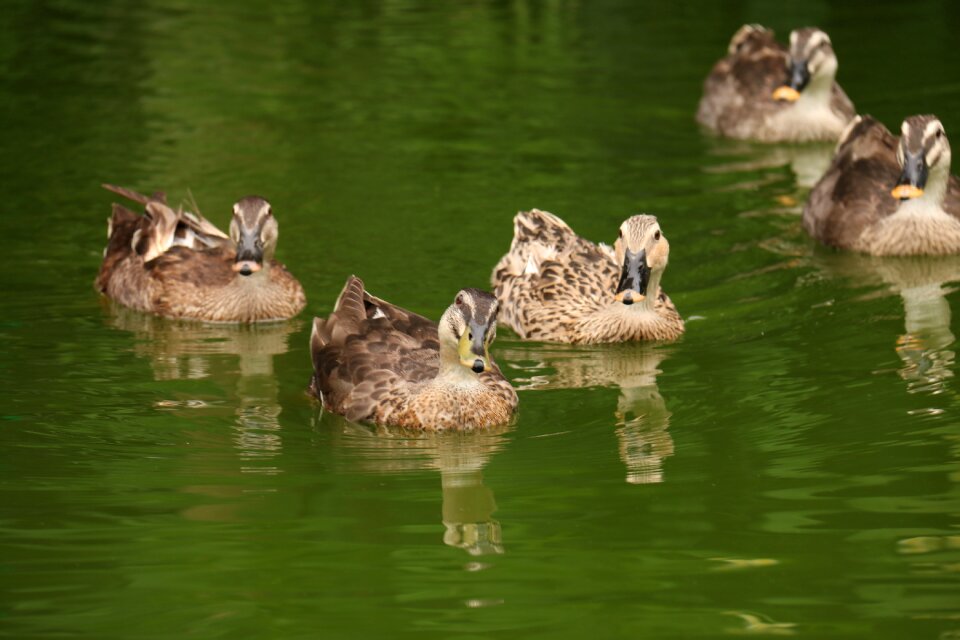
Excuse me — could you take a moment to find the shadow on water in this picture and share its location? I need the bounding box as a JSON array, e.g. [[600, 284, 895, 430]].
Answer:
[[501, 341, 674, 484], [314, 410, 511, 557]]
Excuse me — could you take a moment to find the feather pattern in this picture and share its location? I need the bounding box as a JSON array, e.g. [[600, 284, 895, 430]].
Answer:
[[491, 209, 684, 344], [96, 184, 305, 322], [310, 277, 518, 431], [696, 25, 855, 142], [803, 115, 960, 255]]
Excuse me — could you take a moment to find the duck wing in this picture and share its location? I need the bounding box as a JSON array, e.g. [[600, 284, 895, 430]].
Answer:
[[310, 276, 440, 422], [697, 25, 787, 131], [102, 184, 230, 261], [803, 116, 901, 248], [492, 209, 617, 338]]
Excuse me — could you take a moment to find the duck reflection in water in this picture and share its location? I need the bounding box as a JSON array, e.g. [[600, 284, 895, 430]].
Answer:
[[105, 301, 296, 460], [500, 341, 674, 484], [318, 415, 509, 556], [811, 253, 958, 395], [704, 138, 835, 190]]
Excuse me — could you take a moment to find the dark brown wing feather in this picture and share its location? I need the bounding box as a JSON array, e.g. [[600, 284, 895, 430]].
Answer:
[[803, 116, 901, 248], [696, 26, 788, 130], [310, 276, 441, 420]]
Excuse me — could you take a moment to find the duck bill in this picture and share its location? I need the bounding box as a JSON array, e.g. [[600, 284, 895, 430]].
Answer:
[[458, 324, 491, 373], [772, 60, 808, 102], [614, 249, 650, 306], [891, 152, 928, 200], [232, 233, 264, 276]]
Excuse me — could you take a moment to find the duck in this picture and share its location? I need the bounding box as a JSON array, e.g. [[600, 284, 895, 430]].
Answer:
[[696, 24, 855, 143], [96, 184, 306, 322], [803, 114, 960, 256], [308, 276, 518, 431], [490, 209, 684, 344]]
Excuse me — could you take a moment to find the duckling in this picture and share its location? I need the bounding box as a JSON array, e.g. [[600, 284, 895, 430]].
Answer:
[[309, 276, 518, 431], [491, 210, 684, 344], [803, 115, 960, 255], [96, 184, 306, 322], [697, 24, 855, 142]]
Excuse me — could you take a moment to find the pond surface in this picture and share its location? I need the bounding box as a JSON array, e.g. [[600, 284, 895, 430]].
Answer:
[[2, 1, 960, 638]]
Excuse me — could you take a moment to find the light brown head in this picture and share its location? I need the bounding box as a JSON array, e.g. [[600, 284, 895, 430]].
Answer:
[[229, 196, 279, 276], [613, 215, 670, 306], [438, 288, 500, 374], [892, 115, 951, 201], [773, 28, 838, 102]]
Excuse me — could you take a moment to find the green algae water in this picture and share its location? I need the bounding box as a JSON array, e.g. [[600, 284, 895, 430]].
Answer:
[[3, 1, 960, 638]]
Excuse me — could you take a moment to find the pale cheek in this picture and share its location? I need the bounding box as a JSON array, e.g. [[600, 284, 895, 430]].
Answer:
[[649, 240, 670, 269]]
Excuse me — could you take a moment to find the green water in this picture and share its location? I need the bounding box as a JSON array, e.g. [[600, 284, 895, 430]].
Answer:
[[3, 1, 960, 638]]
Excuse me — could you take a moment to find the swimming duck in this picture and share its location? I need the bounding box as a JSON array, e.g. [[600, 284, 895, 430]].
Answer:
[[491, 209, 684, 344], [803, 115, 960, 255], [696, 24, 855, 142], [309, 276, 518, 431], [96, 184, 306, 322]]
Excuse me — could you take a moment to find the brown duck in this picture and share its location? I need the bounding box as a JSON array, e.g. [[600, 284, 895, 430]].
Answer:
[[803, 115, 960, 256], [696, 25, 855, 142], [309, 276, 518, 431], [96, 184, 306, 322], [491, 209, 684, 344]]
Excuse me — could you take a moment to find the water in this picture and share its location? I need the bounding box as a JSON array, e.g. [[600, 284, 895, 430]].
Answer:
[[2, 1, 960, 638]]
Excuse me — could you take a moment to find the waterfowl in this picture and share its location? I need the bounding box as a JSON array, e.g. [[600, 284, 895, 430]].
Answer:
[[803, 115, 960, 255], [96, 184, 306, 322], [696, 24, 855, 142], [491, 209, 684, 344], [309, 276, 518, 431]]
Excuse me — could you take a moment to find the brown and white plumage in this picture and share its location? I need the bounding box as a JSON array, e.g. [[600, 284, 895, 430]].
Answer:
[[309, 276, 518, 431], [803, 115, 960, 255], [491, 210, 684, 344], [696, 25, 855, 142], [96, 184, 306, 322]]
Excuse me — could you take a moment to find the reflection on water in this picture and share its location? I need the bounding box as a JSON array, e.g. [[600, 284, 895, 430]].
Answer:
[[105, 303, 298, 518], [501, 342, 673, 484], [320, 416, 510, 556], [810, 254, 959, 396], [704, 139, 835, 189]]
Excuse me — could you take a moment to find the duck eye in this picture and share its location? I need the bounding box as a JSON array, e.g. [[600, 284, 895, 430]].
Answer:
[[468, 332, 473, 340], [455, 295, 463, 305], [618, 230, 623, 239], [654, 230, 661, 240], [937, 129, 944, 139]]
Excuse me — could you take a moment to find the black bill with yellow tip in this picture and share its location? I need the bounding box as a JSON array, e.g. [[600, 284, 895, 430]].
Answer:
[[614, 248, 650, 306], [772, 60, 809, 102], [891, 151, 928, 200]]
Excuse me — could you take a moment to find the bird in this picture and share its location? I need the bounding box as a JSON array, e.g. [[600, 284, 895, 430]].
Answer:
[[309, 276, 518, 431], [803, 114, 960, 255], [96, 184, 305, 322], [490, 209, 684, 344], [696, 24, 855, 142]]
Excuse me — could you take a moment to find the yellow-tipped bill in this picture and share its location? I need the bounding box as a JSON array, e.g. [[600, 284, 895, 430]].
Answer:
[[772, 86, 801, 102], [232, 260, 262, 274], [613, 291, 645, 304], [458, 331, 490, 373], [891, 184, 924, 200]]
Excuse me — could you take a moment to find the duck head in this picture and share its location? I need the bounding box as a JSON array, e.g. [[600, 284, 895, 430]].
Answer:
[[229, 196, 278, 276], [892, 115, 951, 201], [613, 215, 670, 306], [439, 288, 499, 374], [773, 28, 838, 102]]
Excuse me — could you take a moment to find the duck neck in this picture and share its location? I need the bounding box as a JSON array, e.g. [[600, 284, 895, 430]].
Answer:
[[797, 71, 834, 108], [922, 164, 950, 207]]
